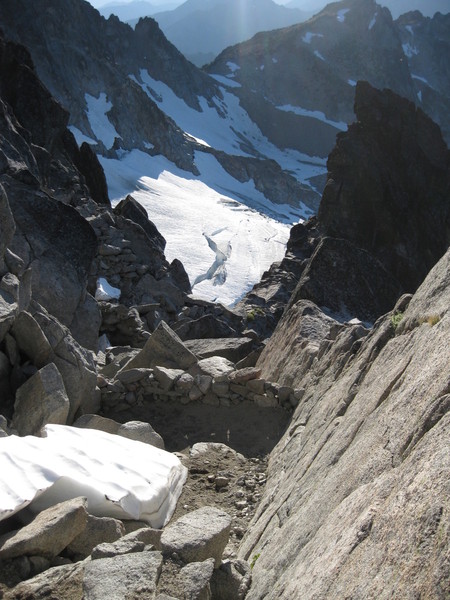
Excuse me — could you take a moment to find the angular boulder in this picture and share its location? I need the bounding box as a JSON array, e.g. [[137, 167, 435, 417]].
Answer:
[[161, 506, 232, 568], [12, 362, 70, 436]]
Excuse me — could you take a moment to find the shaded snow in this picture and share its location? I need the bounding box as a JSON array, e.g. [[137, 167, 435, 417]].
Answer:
[[276, 104, 347, 131], [0, 425, 187, 527], [99, 150, 303, 305], [402, 42, 419, 58], [369, 13, 377, 29], [302, 31, 324, 43], [226, 61, 241, 73], [314, 50, 325, 61], [417, 90, 422, 102], [348, 79, 357, 86], [337, 8, 350, 22], [412, 73, 430, 85], [68, 125, 97, 146], [272, 57, 278, 64], [210, 74, 242, 88], [406, 25, 414, 35], [85, 92, 121, 150]]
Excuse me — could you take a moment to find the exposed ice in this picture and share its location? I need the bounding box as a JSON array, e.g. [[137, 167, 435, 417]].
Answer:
[[85, 92, 121, 150], [95, 277, 121, 301], [337, 8, 350, 22], [0, 425, 187, 527], [276, 104, 347, 131]]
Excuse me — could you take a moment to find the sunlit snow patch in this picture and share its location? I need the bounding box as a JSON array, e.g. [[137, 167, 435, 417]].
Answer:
[[85, 92, 121, 150], [0, 425, 187, 527], [95, 277, 121, 301], [68, 125, 97, 146]]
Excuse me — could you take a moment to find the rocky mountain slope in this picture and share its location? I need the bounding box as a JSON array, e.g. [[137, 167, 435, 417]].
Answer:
[[0, 17, 449, 599], [151, 0, 311, 66], [207, 0, 450, 157]]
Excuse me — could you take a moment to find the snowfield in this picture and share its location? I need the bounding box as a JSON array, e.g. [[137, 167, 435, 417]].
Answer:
[[100, 150, 296, 305]]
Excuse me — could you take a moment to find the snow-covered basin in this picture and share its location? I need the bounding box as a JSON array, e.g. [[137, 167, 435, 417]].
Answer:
[[0, 425, 187, 528]]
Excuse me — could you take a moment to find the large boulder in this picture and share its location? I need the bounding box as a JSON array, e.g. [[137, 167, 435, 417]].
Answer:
[[161, 506, 232, 568], [12, 362, 70, 436]]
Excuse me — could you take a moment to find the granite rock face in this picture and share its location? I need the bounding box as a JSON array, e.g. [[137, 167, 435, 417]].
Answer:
[[241, 247, 450, 599]]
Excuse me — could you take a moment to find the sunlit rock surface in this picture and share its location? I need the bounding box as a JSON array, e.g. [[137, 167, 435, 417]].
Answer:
[[0, 425, 187, 528]]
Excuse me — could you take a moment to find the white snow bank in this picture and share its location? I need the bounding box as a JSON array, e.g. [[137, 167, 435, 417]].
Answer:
[[276, 104, 347, 131], [95, 277, 121, 301], [0, 425, 187, 528], [85, 92, 121, 150]]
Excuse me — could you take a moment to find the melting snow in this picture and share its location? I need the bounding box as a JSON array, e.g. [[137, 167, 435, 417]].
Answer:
[[99, 150, 303, 305], [0, 425, 187, 527], [276, 104, 347, 131], [337, 8, 350, 22], [302, 31, 324, 43], [85, 93, 121, 150], [402, 43, 419, 58]]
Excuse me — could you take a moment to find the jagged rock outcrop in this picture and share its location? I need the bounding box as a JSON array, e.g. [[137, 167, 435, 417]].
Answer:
[[239, 81, 450, 333], [239, 246, 450, 600]]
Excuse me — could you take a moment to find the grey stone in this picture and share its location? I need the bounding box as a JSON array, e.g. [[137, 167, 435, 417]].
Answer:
[[82, 551, 163, 599], [12, 363, 70, 436], [210, 559, 252, 600], [2, 561, 85, 600], [245, 379, 265, 395], [161, 507, 232, 568], [118, 421, 165, 450], [67, 515, 125, 558], [190, 356, 235, 382], [179, 558, 214, 600], [184, 338, 254, 363], [116, 367, 153, 384], [0, 497, 88, 560], [120, 320, 197, 371], [91, 537, 145, 559], [154, 365, 184, 391], [11, 311, 53, 369], [228, 367, 262, 384], [176, 372, 195, 391]]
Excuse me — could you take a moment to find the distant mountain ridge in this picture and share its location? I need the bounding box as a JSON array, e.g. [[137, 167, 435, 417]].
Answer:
[[207, 0, 450, 156], [149, 0, 312, 66]]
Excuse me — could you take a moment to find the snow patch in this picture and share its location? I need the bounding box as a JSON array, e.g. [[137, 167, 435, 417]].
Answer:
[[405, 25, 414, 35], [99, 150, 303, 305], [68, 125, 97, 146], [272, 57, 278, 64], [417, 90, 422, 102], [95, 278, 121, 301], [302, 31, 324, 43], [348, 79, 357, 86], [337, 8, 350, 22], [412, 73, 430, 85], [210, 74, 242, 88], [0, 425, 187, 527], [369, 13, 377, 30], [402, 43, 419, 58], [276, 104, 347, 131], [226, 61, 241, 73], [314, 50, 325, 61], [260, 64, 265, 71], [85, 92, 121, 150]]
